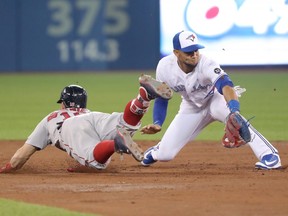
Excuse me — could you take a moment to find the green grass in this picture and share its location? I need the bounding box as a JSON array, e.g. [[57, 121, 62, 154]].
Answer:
[[0, 199, 96, 216], [0, 71, 287, 141], [160, 70, 288, 141], [0, 70, 287, 215]]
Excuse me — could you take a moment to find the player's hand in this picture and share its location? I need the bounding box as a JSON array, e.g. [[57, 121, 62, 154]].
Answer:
[[222, 112, 251, 148], [140, 124, 162, 134], [0, 163, 15, 174]]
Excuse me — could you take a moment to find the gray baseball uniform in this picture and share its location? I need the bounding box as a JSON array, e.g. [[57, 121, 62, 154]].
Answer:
[[26, 108, 140, 170]]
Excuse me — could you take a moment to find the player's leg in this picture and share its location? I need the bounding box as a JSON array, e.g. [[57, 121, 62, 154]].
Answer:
[[142, 110, 213, 166], [93, 126, 144, 163], [90, 112, 145, 167], [248, 125, 281, 169], [210, 91, 281, 170], [91, 74, 173, 165], [61, 114, 108, 170], [68, 132, 142, 172], [63, 113, 143, 171], [123, 74, 173, 126]]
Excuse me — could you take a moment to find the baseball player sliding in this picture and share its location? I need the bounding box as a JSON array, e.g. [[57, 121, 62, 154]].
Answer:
[[140, 30, 281, 170], [0, 74, 173, 173]]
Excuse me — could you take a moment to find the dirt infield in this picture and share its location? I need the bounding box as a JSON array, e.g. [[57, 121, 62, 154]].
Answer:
[[0, 140, 288, 216]]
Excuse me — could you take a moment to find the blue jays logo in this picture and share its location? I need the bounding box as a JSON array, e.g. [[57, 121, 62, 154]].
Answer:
[[186, 34, 195, 42]]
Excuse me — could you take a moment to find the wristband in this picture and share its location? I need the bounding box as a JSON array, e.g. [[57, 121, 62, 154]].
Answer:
[[228, 99, 240, 113]]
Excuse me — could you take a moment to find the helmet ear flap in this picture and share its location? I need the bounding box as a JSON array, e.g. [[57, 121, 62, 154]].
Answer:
[[73, 93, 87, 108]]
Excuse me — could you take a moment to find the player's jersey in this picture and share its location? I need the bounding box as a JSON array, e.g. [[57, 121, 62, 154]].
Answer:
[[26, 108, 90, 150], [156, 54, 227, 110]]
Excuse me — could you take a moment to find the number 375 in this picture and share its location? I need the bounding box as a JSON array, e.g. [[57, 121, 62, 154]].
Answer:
[[47, 0, 129, 37]]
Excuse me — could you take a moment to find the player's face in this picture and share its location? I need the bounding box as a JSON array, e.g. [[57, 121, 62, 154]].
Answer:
[[173, 49, 200, 73], [60, 103, 66, 109], [174, 50, 200, 67]]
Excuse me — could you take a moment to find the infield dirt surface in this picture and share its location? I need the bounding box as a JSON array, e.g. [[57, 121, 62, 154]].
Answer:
[[0, 140, 288, 216]]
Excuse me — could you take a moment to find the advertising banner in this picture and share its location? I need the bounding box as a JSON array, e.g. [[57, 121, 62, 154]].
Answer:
[[160, 0, 288, 66]]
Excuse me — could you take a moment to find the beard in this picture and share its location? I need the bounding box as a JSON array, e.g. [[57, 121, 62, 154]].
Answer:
[[184, 59, 197, 67]]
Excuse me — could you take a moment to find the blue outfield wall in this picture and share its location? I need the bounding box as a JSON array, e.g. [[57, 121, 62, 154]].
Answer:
[[0, 0, 160, 72]]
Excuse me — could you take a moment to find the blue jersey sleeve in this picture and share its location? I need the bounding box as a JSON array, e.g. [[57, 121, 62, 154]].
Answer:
[[153, 97, 168, 126], [215, 75, 234, 95]]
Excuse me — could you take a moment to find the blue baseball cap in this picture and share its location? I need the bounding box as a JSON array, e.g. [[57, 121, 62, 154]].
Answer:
[[173, 31, 205, 52]]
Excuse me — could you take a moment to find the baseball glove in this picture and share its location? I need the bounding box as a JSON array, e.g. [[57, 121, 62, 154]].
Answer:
[[222, 112, 251, 148]]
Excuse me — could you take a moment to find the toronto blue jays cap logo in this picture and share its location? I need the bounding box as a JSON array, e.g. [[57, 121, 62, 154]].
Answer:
[[186, 34, 196, 42]]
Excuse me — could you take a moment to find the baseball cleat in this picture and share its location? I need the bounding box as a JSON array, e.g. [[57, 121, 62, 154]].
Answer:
[[255, 153, 282, 170], [141, 147, 157, 166], [139, 74, 173, 100], [114, 127, 144, 162]]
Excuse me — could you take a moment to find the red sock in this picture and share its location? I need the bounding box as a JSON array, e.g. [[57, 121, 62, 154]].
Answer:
[[93, 140, 115, 164], [123, 100, 144, 126]]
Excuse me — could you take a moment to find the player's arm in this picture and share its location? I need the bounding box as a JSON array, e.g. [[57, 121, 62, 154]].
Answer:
[[215, 75, 251, 147], [140, 97, 169, 134], [215, 75, 239, 113], [0, 143, 38, 173]]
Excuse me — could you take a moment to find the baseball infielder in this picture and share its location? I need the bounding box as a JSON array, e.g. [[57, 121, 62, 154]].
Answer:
[[0, 75, 173, 173], [140, 30, 281, 170]]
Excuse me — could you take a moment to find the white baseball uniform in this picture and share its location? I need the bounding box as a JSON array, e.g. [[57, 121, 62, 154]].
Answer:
[[150, 53, 279, 162], [26, 108, 140, 170]]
